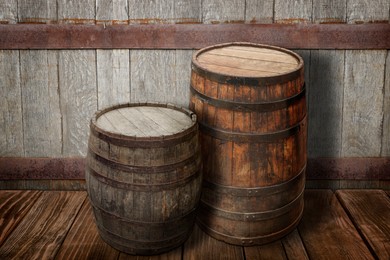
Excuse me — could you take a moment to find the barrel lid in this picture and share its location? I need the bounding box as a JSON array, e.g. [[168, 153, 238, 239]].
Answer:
[[192, 42, 304, 85], [91, 103, 197, 142]]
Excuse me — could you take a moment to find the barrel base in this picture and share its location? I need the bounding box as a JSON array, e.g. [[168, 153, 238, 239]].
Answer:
[[96, 224, 192, 255], [196, 205, 304, 246]]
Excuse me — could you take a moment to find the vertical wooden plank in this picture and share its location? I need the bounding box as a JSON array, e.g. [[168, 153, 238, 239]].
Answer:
[[58, 0, 97, 157], [202, 0, 245, 23], [17, 0, 57, 23], [59, 50, 97, 156], [312, 0, 346, 23], [308, 50, 344, 157], [336, 190, 390, 259], [0, 50, 23, 156], [298, 190, 374, 259], [97, 50, 130, 109], [96, 0, 128, 24], [0, 1, 18, 156], [55, 200, 120, 259], [130, 50, 176, 104], [347, 0, 390, 23], [342, 0, 389, 157], [0, 0, 17, 23], [128, 0, 174, 24], [0, 190, 42, 246], [0, 191, 86, 259], [245, 0, 274, 23], [57, 0, 96, 24], [342, 50, 386, 156], [174, 50, 194, 107], [309, 1, 346, 157], [174, 1, 200, 107], [96, 0, 130, 110], [183, 225, 244, 260], [174, 0, 201, 23], [382, 51, 390, 156], [20, 50, 62, 157], [17, 1, 61, 157], [274, 0, 313, 23]]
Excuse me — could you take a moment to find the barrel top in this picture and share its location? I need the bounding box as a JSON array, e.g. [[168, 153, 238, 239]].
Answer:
[[95, 105, 195, 138], [193, 42, 302, 78]]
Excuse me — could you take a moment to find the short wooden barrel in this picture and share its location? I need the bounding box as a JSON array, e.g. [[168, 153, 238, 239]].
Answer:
[[86, 103, 202, 255], [189, 42, 307, 245]]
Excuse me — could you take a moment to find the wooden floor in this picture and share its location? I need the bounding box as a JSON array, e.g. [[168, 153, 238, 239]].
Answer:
[[0, 189, 389, 259]]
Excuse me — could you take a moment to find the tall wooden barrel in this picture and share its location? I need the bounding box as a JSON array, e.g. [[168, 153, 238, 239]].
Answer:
[[189, 42, 307, 246], [86, 103, 202, 255]]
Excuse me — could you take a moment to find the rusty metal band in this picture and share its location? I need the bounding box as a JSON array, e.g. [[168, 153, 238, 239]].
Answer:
[[86, 166, 201, 192], [190, 84, 305, 112], [90, 102, 198, 148], [91, 201, 197, 226], [202, 165, 306, 197], [199, 115, 306, 143], [196, 206, 303, 246], [88, 148, 201, 174], [199, 189, 304, 222]]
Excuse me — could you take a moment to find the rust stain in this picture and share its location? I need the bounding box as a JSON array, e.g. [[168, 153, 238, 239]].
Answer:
[[317, 18, 346, 24], [59, 18, 96, 25], [96, 20, 129, 25], [353, 20, 389, 24], [276, 18, 310, 24], [18, 18, 55, 24], [128, 18, 201, 25]]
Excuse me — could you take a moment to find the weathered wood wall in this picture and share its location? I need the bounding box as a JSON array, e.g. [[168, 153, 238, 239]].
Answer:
[[0, 0, 389, 163]]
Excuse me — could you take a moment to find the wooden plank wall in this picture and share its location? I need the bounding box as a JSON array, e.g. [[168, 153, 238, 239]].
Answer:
[[0, 1, 389, 165]]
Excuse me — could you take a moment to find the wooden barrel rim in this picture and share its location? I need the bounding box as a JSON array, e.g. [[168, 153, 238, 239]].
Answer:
[[191, 42, 304, 86], [90, 102, 198, 147]]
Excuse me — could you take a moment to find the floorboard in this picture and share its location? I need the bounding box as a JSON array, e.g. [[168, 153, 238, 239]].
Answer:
[[281, 229, 309, 260], [0, 191, 86, 259], [54, 197, 120, 259], [183, 224, 244, 260], [0, 189, 387, 259], [0, 190, 42, 247], [244, 241, 287, 260], [298, 190, 374, 259], [336, 190, 390, 259]]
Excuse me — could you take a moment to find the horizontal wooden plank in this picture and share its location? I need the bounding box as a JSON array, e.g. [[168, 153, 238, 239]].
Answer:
[[0, 23, 389, 50], [1, 157, 390, 181]]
